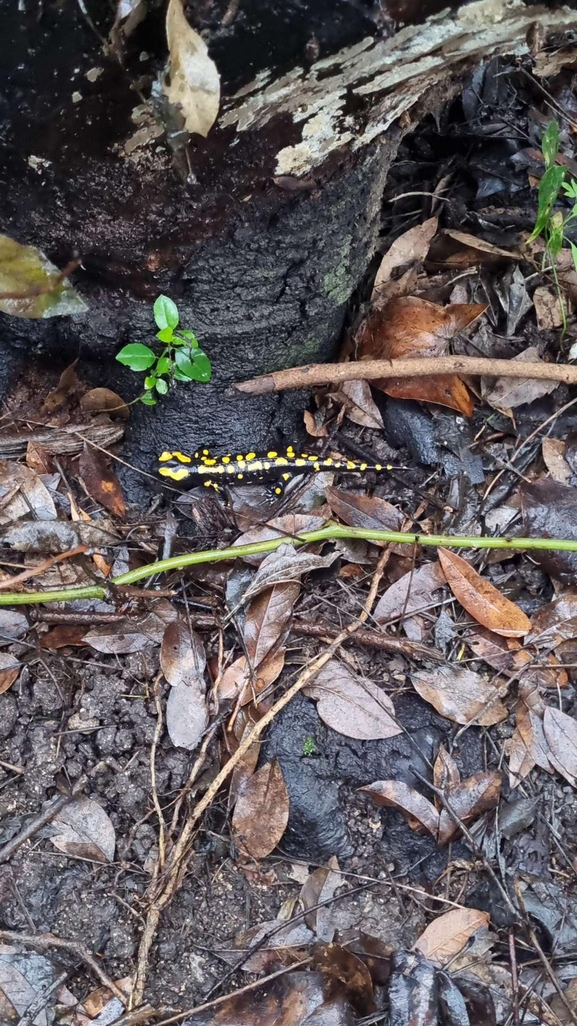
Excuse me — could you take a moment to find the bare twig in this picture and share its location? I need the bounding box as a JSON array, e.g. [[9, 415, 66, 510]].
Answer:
[[130, 551, 390, 1008], [229, 356, 577, 397], [0, 775, 88, 864], [292, 618, 444, 660], [19, 970, 68, 1026], [0, 545, 88, 590], [0, 930, 126, 1003], [0, 259, 81, 301]]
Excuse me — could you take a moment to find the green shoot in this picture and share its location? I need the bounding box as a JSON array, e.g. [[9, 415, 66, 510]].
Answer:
[[116, 295, 211, 406]]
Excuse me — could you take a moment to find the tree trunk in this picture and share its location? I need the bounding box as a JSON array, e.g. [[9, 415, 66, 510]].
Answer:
[[2, 0, 577, 499]]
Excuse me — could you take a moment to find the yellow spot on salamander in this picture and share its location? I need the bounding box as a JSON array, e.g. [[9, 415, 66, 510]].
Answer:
[[204, 479, 212, 487], [282, 473, 291, 481], [295, 458, 307, 467], [375, 464, 383, 471], [237, 473, 244, 480], [173, 451, 192, 463], [236, 455, 244, 461], [159, 467, 190, 482], [360, 463, 368, 471], [314, 462, 320, 471], [246, 452, 256, 460], [274, 486, 282, 495], [287, 446, 295, 456], [323, 458, 333, 466], [267, 451, 278, 458], [222, 455, 231, 464], [194, 452, 199, 458], [158, 451, 173, 462], [274, 457, 288, 466], [202, 449, 209, 455], [263, 461, 271, 470], [204, 458, 217, 466], [346, 461, 356, 470], [250, 461, 263, 471], [386, 464, 393, 471], [308, 455, 318, 462]]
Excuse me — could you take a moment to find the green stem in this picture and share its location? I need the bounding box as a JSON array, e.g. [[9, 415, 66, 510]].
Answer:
[[2, 523, 577, 607]]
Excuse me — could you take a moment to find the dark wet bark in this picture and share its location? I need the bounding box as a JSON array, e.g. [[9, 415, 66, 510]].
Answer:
[[1, 0, 576, 499]]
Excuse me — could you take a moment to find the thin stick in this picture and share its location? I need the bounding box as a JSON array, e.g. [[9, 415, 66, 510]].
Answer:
[[229, 356, 577, 397], [130, 551, 389, 1008]]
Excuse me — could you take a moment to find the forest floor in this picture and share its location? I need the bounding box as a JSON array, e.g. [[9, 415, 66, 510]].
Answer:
[[2, 53, 577, 1026]]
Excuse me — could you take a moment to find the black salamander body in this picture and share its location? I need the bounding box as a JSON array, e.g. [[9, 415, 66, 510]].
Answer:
[[156, 447, 391, 496]]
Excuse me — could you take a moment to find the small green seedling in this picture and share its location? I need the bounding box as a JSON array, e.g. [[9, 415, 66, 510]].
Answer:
[[116, 295, 211, 405], [529, 120, 577, 330], [302, 735, 318, 757]]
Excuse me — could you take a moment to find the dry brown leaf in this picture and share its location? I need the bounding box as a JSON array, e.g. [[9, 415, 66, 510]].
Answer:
[[161, 619, 207, 688], [305, 659, 401, 741], [525, 589, 577, 650], [79, 446, 126, 518], [0, 653, 21, 694], [481, 346, 559, 414], [219, 647, 286, 705], [80, 387, 130, 420], [300, 857, 343, 941], [437, 770, 502, 844], [334, 379, 384, 430], [164, 0, 220, 137], [371, 217, 438, 300], [233, 514, 326, 565], [0, 459, 57, 525], [433, 745, 460, 792], [241, 543, 339, 602], [50, 797, 116, 862], [326, 487, 402, 535], [414, 908, 490, 965], [507, 702, 552, 787], [232, 759, 289, 858], [427, 229, 520, 269], [542, 437, 572, 485], [360, 779, 439, 837], [229, 720, 262, 802], [84, 605, 177, 653], [243, 582, 300, 668], [356, 295, 485, 416], [533, 286, 564, 329], [438, 548, 531, 638], [39, 624, 89, 650], [374, 561, 446, 624], [25, 441, 53, 474], [467, 629, 521, 673], [412, 665, 508, 727], [543, 706, 577, 788]]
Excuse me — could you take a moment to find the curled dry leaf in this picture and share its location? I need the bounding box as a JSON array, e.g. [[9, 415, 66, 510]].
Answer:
[[79, 446, 126, 518], [161, 620, 209, 750], [360, 779, 440, 838], [326, 487, 402, 535], [50, 797, 116, 862], [232, 759, 289, 859], [543, 706, 577, 788], [371, 217, 438, 300], [412, 665, 508, 727], [438, 548, 531, 638], [433, 745, 461, 792], [80, 387, 130, 420], [241, 543, 339, 603], [305, 659, 401, 741], [374, 562, 446, 624], [356, 295, 486, 416], [39, 624, 89, 650], [164, 0, 220, 137], [0, 653, 21, 694], [243, 582, 300, 668], [414, 908, 490, 966], [0, 459, 57, 525], [219, 647, 286, 705], [437, 770, 502, 844], [333, 378, 384, 430], [427, 228, 520, 269]]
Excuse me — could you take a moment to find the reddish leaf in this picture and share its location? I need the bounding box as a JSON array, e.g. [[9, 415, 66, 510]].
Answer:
[[229, 721, 262, 802], [39, 624, 89, 649], [219, 647, 286, 705], [355, 296, 485, 416], [326, 487, 403, 533], [0, 653, 20, 694], [305, 659, 401, 740], [232, 760, 289, 858], [543, 707, 577, 787], [438, 548, 531, 638], [437, 770, 502, 844], [412, 665, 508, 726], [243, 582, 300, 668], [80, 387, 130, 419], [79, 446, 126, 518], [414, 908, 490, 965], [360, 779, 439, 837]]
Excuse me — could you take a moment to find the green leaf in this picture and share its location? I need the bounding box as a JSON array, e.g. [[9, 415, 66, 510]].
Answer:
[[542, 120, 559, 169], [156, 327, 174, 343], [188, 351, 212, 383], [156, 355, 171, 376], [177, 329, 199, 348], [0, 234, 88, 320], [141, 392, 157, 406], [548, 210, 564, 257], [144, 374, 157, 389], [562, 179, 577, 200], [155, 378, 169, 395], [116, 343, 156, 371], [173, 350, 196, 380], [153, 295, 179, 331], [172, 365, 193, 381], [570, 241, 577, 273], [529, 165, 566, 241]]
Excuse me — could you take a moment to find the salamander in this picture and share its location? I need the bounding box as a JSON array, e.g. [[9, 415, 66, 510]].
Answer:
[[155, 447, 393, 497]]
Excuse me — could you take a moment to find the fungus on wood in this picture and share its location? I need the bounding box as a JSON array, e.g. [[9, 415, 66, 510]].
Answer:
[[1, 0, 577, 495]]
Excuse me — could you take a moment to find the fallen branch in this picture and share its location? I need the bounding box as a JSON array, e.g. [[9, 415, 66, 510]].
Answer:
[[3, 524, 577, 607], [0, 929, 126, 1004], [228, 356, 577, 396]]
